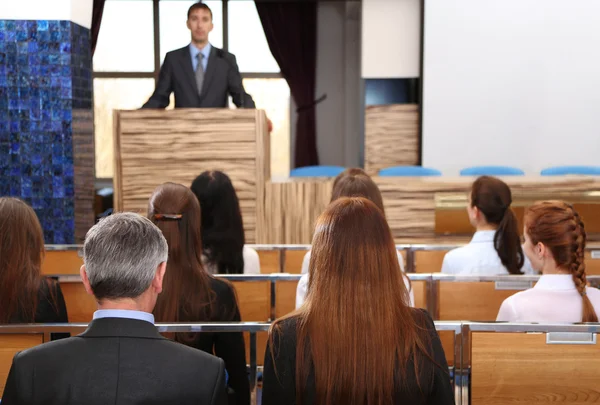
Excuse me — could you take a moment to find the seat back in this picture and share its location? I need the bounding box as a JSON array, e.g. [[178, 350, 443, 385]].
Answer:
[[471, 331, 600, 404], [0, 334, 44, 394], [438, 280, 530, 321], [283, 249, 309, 273], [460, 166, 525, 176], [413, 250, 448, 272], [257, 249, 281, 273], [60, 282, 97, 322], [541, 165, 600, 176], [379, 166, 442, 177], [289, 165, 346, 177], [42, 250, 82, 276], [232, 281, 270, 366]]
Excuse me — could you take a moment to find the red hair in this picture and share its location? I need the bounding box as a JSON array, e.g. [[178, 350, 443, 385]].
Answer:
[[525, 201, 597, 322]]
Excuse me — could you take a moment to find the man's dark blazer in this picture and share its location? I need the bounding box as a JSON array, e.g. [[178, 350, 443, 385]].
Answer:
[[142, 45, 255, 109], [1, 317, 228, 405]]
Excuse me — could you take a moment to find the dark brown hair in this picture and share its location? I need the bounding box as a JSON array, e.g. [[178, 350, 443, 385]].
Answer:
[[271, 197, 433, 405], [187, 2, 212, 20], [525, 201, 598, 322], [471, 176, 524, 274], [148, 183, 217, 343], [0, 197, 44, 323], [331, 168, 385, 214]]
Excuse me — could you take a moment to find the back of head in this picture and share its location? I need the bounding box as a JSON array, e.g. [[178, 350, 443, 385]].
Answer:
[[330, 168, 385, 214], [471, 176, 524, 274], [190, 171, 245, 274], [83, 212, 168, 301], [525, 201, 597, 322], [148, 183, 215, 338], [0, 197, 44, 322], [283, 197, 426, 405]]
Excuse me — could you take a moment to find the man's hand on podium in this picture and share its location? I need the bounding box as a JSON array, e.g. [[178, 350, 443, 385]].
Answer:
[[267, 117, 273, 133]]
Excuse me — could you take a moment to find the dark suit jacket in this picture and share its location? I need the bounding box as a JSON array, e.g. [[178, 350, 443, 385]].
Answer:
[[142, 45, 255, 109], [179, 278, 250, 405], [262, 309, 455, 405], [1, 317, 228, 405]]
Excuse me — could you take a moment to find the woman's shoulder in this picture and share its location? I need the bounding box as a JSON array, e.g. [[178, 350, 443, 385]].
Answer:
[[242, 245, 261, 274]]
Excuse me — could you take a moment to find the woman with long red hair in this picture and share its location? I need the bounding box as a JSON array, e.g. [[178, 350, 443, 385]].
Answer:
[[262, 197, 453, 405], [497, 201, 600, 322], [0, 197, 68, 325]]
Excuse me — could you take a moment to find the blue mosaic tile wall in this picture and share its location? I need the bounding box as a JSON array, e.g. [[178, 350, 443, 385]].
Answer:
[[0, 20, 93, 244]]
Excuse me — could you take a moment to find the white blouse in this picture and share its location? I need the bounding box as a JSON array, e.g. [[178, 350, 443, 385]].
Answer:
[[295, 250, 415, 308], [497, 274, 600, 322], [202, 245, 261, 275], [441, 230, 535, 275]]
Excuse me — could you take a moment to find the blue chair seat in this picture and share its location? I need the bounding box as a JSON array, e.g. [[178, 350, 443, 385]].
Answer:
[[540, 166, 600, 176], [460, 166, 524, 176], [378, 166, 442, 177], [290, 165, 346, 177]]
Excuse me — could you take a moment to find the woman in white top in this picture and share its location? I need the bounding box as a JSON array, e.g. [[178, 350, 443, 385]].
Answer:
[[295, 168, 414, 308], [190, 170, 260, 274], [497, 201, 600, 322], [441, 176, 534, 275]]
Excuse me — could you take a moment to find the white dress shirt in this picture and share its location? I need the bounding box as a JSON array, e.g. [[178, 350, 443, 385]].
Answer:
[[295, 250, 415, 308], [202, 245, 261, 275], [441, 230, 536, 275], [497, 274, 600, 322]]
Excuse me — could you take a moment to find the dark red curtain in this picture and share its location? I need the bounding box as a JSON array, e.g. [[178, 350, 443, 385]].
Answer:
[[255, 1, 319, 167], [91, 0, 106, 56]]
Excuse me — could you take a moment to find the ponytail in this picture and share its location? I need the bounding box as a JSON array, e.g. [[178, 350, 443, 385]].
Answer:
[[494, 207, 524, 275], [569, 208, 598, 322]]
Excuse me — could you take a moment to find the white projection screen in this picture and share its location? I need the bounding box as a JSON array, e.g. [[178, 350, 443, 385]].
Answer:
[[421, 0, 600, 175]]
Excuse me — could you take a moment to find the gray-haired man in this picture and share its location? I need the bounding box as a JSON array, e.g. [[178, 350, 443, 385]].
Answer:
[[2, 213, 227, 405]]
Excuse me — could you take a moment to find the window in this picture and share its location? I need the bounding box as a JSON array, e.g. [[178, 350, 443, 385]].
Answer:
[[93, 0, 290, 179]]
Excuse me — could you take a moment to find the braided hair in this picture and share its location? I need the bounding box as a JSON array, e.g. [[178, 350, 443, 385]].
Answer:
[[525, 201, 598, 322]]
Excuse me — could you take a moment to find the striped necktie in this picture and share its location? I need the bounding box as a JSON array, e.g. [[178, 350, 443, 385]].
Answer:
[[195, 53, 204, 96]]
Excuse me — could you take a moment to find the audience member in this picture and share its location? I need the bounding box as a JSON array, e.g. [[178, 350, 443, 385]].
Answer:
[[191, 170, 260, 274], [296, 168, 413, 308], [497, 201, 600, 322], [1, 212, 227, 405], [263, 198, 453, 405], [149, 182, 250, 405], [441, 176, 534, 275], [0, 197, 68, 325]]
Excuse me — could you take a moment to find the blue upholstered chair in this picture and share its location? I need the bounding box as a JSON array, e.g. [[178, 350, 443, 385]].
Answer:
[[378, 166, 442, 177], [460, 166, 524, 176], [540, 166, 600, 176], [289, 165, 346, 177]]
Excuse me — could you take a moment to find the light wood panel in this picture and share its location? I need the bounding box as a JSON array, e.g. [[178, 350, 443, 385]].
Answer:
[[244, 331, 268, 367], [284, 250, 309, 274], [585, 251, 600, 275], [0, 334, 44, 394], [438, 282, 523, 321], [472, 332, 600, 404], [275, 281, 299, 318], [261, 176, 600, 243], [114, 109, 269, 244], [258, 250, 280, 274], [42, 250, 83, 276], [439, 330, 456, 367], [412, 280, 427, 310], [364, 104, 419, 176], [232, 281, 270, 322], [60, 282, 97, 322], [414, 250, 447, 273]]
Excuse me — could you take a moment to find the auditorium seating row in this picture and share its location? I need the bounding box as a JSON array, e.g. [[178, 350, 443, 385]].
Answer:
[[42, 243, 600, 276], [2, 321, 599, 405]]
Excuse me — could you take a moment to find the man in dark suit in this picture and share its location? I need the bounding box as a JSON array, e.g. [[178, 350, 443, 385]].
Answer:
[[143, 2, 255, 109], [1, 213, 228, 405]]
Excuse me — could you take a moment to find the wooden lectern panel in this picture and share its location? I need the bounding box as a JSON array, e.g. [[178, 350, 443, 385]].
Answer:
[[113, 109, 269, 243]]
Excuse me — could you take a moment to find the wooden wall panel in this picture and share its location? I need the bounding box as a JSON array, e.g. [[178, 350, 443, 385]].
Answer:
[[364, 104, 419, 176], [113, 109, 269, 244]]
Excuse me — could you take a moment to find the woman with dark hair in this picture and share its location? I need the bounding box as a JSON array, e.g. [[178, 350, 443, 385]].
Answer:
[[441, 176, 534, 275], [190, 171, 260, 274], [148, 183, 250, 405], [262, 198, 453, 405], [296, 168, 413, 308], [497, 201, 600, 322], [0, 197, 68, 325]]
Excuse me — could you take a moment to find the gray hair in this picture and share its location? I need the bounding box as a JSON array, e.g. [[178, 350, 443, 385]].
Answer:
[[83, 212, 168, 300]]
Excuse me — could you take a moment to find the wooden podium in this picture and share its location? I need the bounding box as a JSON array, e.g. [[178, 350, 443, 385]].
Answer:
[[113, 109, 270, 243]]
